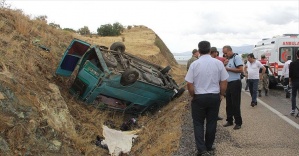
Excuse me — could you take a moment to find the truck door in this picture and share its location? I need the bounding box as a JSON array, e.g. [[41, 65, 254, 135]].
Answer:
[[56, 39, 91, 76]]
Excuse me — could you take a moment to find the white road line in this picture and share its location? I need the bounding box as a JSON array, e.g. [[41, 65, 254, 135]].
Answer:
[[242, 89, 299, 130]]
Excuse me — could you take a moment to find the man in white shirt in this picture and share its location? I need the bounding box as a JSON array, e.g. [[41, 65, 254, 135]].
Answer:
[[244, 53, 266, 107], [280, 56, 292, 98], [185, 41, 228, 156]]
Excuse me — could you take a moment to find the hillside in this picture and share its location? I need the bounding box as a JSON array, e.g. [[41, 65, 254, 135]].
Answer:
[[0, 8, 188, 155]]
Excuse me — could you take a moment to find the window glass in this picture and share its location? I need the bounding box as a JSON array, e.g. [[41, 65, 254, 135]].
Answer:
[[279, 47, 293, 63]]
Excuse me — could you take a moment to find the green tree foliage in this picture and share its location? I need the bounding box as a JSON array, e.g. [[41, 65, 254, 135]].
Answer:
[[63, 28, 76, 33], [78, 26, 90, 35], [97, 24, 113, 36], [49, 22, 61, 29], [97, 22, 124, 36], [113, 22, 124, 34]]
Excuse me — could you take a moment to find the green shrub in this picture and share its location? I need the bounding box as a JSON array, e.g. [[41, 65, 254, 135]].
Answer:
[[78, 26, 90, 35], [49, 22, 61, 29], [63, 28, 76, 33], [97, 22, 124, 36]]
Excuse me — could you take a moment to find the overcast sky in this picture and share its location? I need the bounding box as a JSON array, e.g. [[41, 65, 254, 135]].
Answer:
[[7, 0, 299, 53]]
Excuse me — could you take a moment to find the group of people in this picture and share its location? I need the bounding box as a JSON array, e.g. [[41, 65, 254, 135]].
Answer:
[[184, 40, 299, 156], [185, 41, 242, 156]]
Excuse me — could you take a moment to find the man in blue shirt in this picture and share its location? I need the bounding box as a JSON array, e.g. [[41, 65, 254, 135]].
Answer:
[[222, 45, 244, 130]]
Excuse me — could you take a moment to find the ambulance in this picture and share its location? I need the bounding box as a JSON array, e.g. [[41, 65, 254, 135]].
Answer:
[[252, 34, 299, 88]]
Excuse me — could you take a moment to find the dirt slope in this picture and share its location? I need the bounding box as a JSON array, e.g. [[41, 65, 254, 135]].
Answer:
[[0, 8, 188, 155]]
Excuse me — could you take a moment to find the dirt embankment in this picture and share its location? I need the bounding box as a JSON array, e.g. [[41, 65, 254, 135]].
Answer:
[[0, 8, 188, 155]]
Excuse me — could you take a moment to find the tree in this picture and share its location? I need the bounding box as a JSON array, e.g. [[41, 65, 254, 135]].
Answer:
[[63, 28, 76, 33], [49, 22, 61, 29], [78, 26, 90, 35], [97, 24, 113, 36], [0, 0, 10, 8], [112, 22, 124, 35], [97, 22, 124, 36], [35, 15, 48, 23]]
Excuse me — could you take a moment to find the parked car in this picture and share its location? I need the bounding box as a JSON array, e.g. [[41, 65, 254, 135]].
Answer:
[[55, 38, 185, 114]]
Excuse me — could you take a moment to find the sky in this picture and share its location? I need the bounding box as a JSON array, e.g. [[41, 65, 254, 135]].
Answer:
[[6, 0, 299, 53]]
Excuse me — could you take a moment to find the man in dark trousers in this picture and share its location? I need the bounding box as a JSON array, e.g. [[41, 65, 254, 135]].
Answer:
[[289, 50, 299, 115], [222, 45, 244, 130], [245, 53, 266, 107], [258, 54, 274, 97], [185, 41, 228, 156], [211, 47, 226, 121]]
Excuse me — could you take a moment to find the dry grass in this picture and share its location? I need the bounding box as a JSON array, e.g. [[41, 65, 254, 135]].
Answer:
[[130, 95, 188, 156], [0, 7, 187, 156], [0, 113, 15, 132]]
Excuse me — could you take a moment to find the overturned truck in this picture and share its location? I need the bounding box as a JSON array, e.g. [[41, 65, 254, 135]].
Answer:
[[55, 39, 185, 114]]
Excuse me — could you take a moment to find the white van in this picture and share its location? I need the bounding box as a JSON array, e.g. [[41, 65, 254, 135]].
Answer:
[[252, 34, 299, 88]]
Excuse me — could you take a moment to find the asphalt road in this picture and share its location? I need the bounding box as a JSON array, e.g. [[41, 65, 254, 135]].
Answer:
[[215, 79, 299, 156], [174, 79, 299, 156], [241, 79, 299, 125]]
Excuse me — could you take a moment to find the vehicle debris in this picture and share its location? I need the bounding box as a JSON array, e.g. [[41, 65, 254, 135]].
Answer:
[[32, 39, 50, 52], [120, 118, 138, 131], [95, 135, 108, 150], [102, 125, 139, 156]]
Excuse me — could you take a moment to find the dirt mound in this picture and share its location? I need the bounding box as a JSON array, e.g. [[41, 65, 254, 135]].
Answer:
[[0, 8, 188, 155]]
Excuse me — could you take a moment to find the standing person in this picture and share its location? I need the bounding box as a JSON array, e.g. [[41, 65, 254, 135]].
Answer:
[[289, 50, 299, 115], [280, 56, 292, 98], [245, 53, 266, 107], [211, 47, 226, 121], [258, 54, 274, 97], [210, 47, 218, 59], [222, 45, 243, 130], [216, 50, 226, 63], [187, 49, 200, 71], [244, 60, 249, 91], [185, 41, 228, 156]]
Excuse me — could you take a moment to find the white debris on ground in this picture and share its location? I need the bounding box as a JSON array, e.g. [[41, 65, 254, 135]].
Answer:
[[102, 125, 139, 156]]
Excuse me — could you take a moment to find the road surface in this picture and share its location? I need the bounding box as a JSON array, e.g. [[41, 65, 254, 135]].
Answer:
[[174, 79, 299, 156]]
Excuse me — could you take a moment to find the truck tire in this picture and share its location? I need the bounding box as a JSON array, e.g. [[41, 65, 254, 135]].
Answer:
[[102, 52, 117, 67], [110, 42, 125, 53], [269, 82, 277, 89], [172, 88, 185, 100], [268, 75, 277, 89], [160, 66, 171, 74], [120, 68, 139, 86]]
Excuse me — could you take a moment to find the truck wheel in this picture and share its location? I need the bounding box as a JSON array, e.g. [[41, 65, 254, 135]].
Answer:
[[172, 88, 185, 100], [269, 82, 277, 89], [102, 52, 117, 67], [110, 42, 125, 53], [160, 66, 171, 74], [120, 68, 139, 86]]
